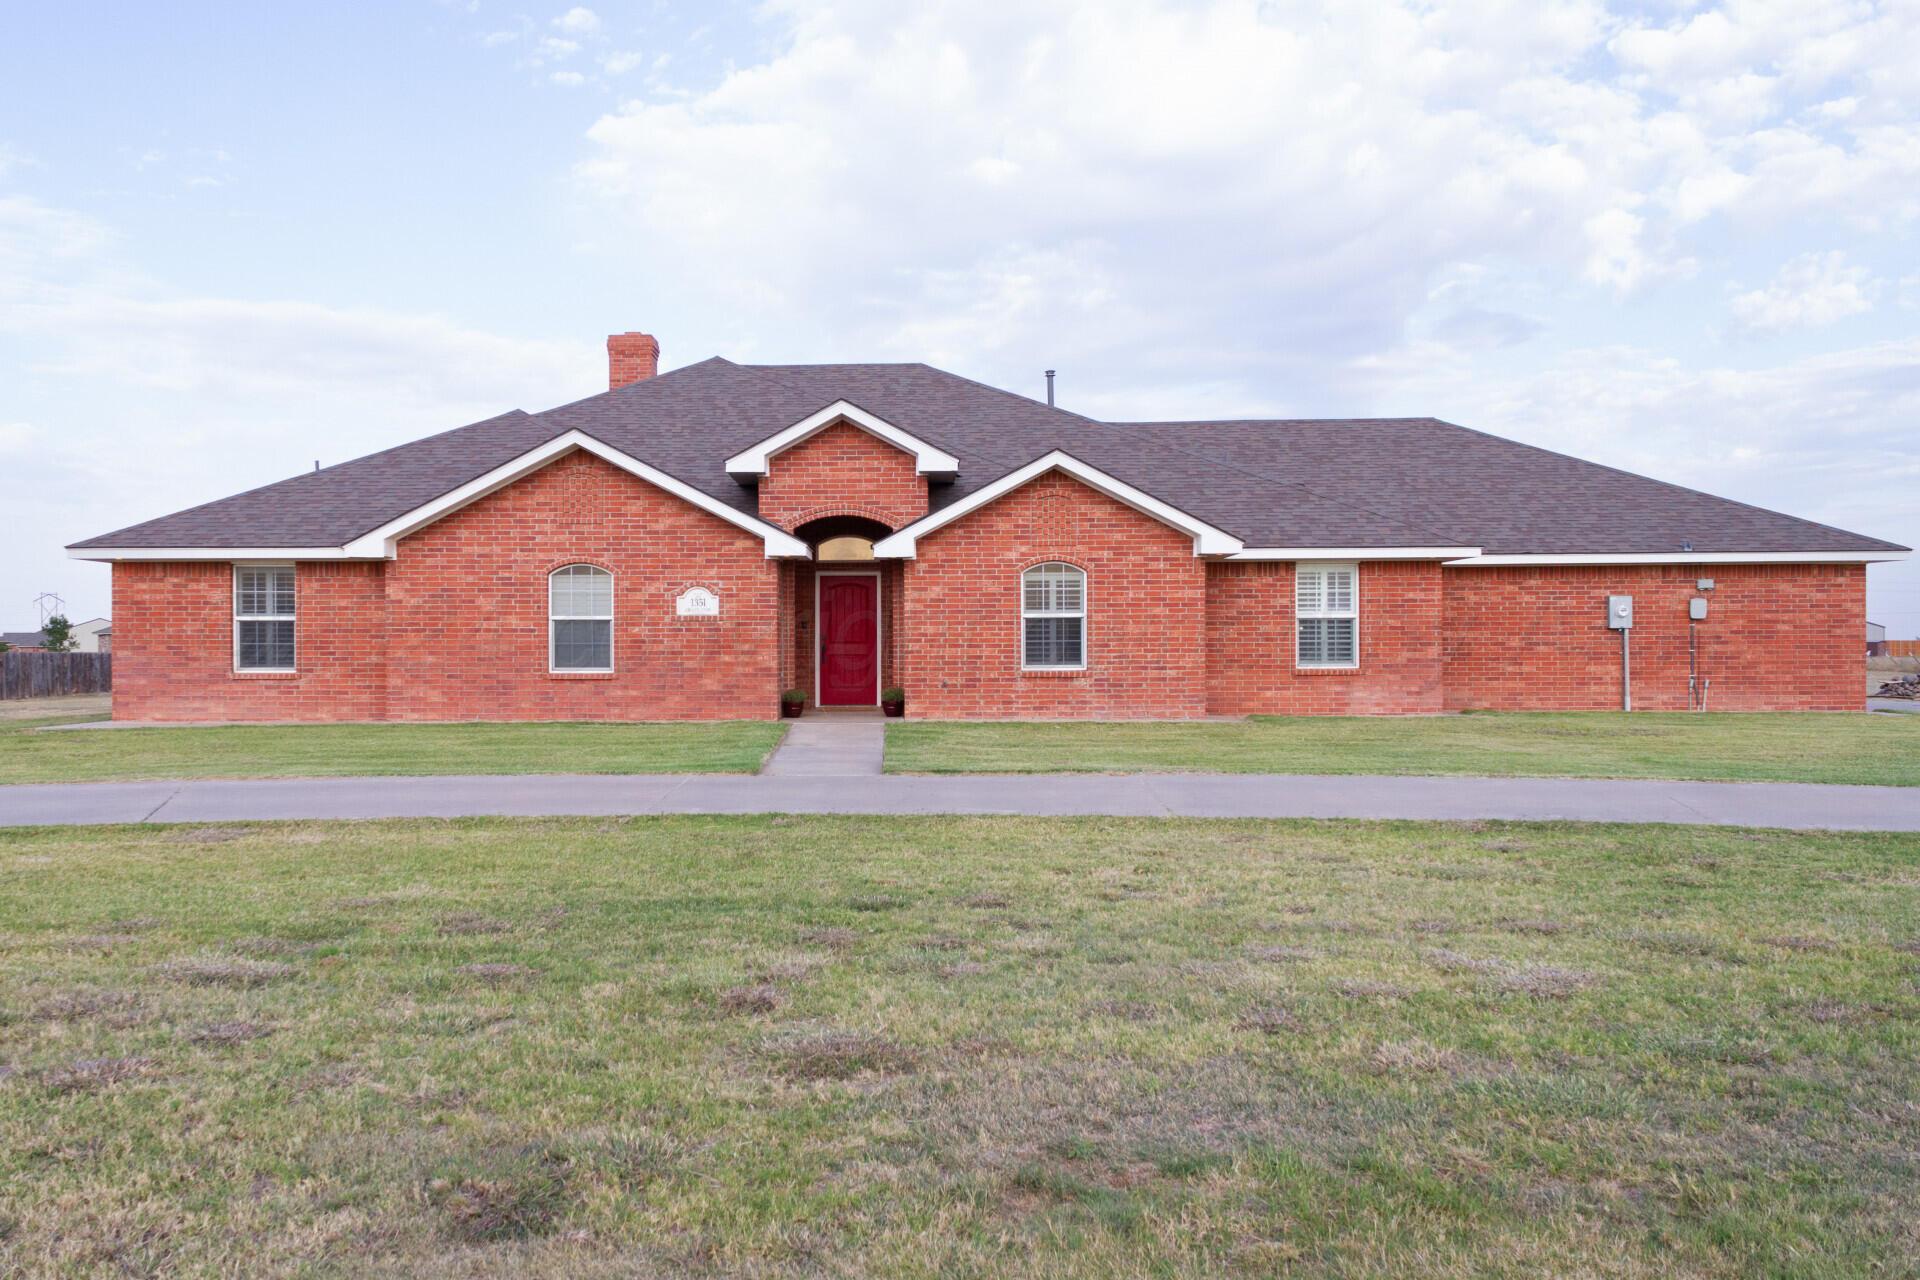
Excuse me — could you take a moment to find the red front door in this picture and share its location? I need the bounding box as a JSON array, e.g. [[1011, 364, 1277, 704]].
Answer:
[[818, 574, 878, 705]]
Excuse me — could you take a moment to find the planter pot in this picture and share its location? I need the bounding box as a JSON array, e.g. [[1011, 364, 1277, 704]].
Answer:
[[881, 700, 905, 718], [781, 702, 804, 718]]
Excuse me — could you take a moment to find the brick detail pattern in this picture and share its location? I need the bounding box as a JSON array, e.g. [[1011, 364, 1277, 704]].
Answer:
[[755, 421, 928, 533], [113, 561, 389, 722], [111, 451, 780, 722], [1205, 561, 1444, 714], [899, 472, 1208, 719], [1442, 563, 1865, 711]]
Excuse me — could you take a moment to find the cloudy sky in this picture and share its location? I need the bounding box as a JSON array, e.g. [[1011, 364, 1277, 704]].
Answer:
[[3, 0, 1916, 632]]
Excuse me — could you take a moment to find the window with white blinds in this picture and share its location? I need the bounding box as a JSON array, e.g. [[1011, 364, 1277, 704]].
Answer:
[[1295, 563, 1358, 668], [1021, 562, 1086, 670], [550, 564, 614, 672], [234, 565, 296, 671]]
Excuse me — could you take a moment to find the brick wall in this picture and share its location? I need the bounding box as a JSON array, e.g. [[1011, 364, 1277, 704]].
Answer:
[[1206, 561, 1445, 714], [113, 561, 389, 722], [384, 451, 779, 720], [898, 471, 1208, 718], [1442, 562, 1865, 711], [112, 451, 782, 722], [755, 421, 928, 532]]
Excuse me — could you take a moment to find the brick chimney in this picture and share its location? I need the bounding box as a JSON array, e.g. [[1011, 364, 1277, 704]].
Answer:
[[607, 331, 661, 389]]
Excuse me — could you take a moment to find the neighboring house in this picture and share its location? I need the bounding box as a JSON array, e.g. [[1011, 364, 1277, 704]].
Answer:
[[1867, 620, 1886, 656], [66, 617, 112, 653], [68, 331, 1910, 722], [0, 618, 108, 653]]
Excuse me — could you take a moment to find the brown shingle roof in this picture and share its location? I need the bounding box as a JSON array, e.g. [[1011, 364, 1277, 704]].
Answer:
[[70, 357, 1906, 556]]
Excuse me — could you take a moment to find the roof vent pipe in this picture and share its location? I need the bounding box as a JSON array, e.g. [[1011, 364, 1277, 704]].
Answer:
[[1045, 369, 1056, 406]]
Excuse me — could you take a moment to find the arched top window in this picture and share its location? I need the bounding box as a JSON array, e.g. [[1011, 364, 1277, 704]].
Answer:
[[1021, 562, 1086, 670], [550, 564, 613, 672]]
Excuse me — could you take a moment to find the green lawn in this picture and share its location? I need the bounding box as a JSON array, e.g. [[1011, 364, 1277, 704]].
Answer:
[[3, 815, 1917, 1277], [0, 717, 786, 784], [886, 711, 1920, 785]]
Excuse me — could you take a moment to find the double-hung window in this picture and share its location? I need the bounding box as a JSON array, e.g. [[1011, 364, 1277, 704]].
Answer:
[[549, 565, 614, 671], [1295, 563, 1358, 668], [234, 565, 296, 671], [1021, 562, 1086, 670]]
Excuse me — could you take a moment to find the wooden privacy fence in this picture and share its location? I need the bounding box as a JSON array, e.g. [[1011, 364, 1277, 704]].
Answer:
[[1, 651, 112, 700], [1885, 640, 1920, 658]]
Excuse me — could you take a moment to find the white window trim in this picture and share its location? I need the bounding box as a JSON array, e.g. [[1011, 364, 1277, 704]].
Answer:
[[1021, 562, 1088, 672], [233, 562, 296, 673], [549, 564, 615, 674], [1295, 561, 1359, 670], [814, 569, 883, 706]]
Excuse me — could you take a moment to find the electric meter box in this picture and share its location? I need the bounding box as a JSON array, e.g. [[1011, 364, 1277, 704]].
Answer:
[[1689, 597, 1708, 620], [1606, 595, 1634, 630]]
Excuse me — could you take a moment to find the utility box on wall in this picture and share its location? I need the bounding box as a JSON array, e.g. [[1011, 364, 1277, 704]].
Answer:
[[1689, 597, 1708, 620], [1606, 595, 1634, 630]]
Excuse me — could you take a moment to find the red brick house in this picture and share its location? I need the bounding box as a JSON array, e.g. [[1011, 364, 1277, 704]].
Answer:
[[69, 331, 1908, 721]]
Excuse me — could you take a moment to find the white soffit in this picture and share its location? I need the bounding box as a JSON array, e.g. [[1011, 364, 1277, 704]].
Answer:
[[724, 401, 960, 478], [1446, 550, 1909, 566], [873, 451, 1244, 558]]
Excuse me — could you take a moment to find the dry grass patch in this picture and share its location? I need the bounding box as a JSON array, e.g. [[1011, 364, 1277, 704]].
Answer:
[[796, 926, 857, 951], [1423, 948, 1511, 975], [1497, 965, 1602, 999], [1496, 916, 1571, 936], [762, 1030, 916, 1081], [1332, 979, 1413, 1001], [41, 1056, 156, 1094], [718, 983, 783, 1015], [1368, 1039, 1463, 1076], [1761, 934, 1837, 952], [1245, 943, 1320, 963], [186, 1020, 275, 1045], [29, 990, 145, 1022], [437, 911, 515, 937], [151, 955, 298, 987], [1234, 1004, 1302, 1035]]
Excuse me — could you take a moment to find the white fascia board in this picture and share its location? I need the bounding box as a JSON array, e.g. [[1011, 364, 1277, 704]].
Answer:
[[72, 431, 810, 563], [873, 451, 1244, 559], [1228, 547, 1482, 561], [724, 401, 960, 478], [1446, 550, 1910, 566], [67, 546, 362, 562], [343, 430, 809, 558]]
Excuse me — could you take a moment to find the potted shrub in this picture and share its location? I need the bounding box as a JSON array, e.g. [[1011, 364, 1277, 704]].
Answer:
[[880, 686, 906, 718], [780, 689, 805, 718]]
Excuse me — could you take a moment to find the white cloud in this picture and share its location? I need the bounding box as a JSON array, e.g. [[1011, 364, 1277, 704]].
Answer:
[[602, 49, 646, 74], [1730, 251, 1876, 333], [0, 142, 34, 177], [553, 7, 600, 35], [550, 70, 586, 88]]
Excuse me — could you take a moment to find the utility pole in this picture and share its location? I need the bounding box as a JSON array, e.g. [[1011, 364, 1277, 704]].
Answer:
[[33, 592, 65, 626]]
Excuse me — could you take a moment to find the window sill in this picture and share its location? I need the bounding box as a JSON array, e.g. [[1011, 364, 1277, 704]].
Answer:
[[548, 670, 616, 680], [1021, 667, 1088, 678], [233, 670, 298, 680], [1294, 666, 1361, 677]]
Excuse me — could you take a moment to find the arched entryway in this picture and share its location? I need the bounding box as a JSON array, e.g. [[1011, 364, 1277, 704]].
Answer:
[[787, 516, 896, 710]]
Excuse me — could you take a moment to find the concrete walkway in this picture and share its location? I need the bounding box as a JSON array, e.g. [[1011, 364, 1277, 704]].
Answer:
[[761, 714, 885, 776], [0, 771, 1916, 830]]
